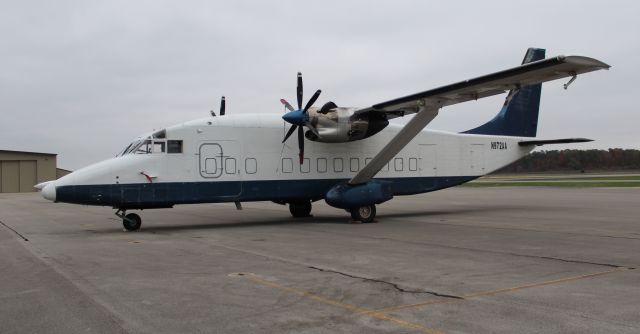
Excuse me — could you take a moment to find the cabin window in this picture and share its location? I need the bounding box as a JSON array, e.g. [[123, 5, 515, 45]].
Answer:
[[333, 158, 344, 172], [245, 158, 257, 174], [168, 140, 183, 153], [409, 158, 418, 171], [225, 158, 236, 174], [394, 157, 403, 171], [300, 158, 310, 173], [282, 158, 293, 173], [317, 158, 327, 173], [350, 158, 359, 172]]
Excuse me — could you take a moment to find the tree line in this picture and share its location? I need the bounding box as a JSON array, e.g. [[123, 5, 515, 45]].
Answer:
[[495, 149, 640, 173]]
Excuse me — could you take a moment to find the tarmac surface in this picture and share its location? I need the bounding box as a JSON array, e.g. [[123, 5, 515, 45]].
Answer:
[[1, 187, 639, 334]]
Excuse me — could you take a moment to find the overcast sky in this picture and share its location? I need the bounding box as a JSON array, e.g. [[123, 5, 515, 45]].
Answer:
[[1, 0, 638, 169]]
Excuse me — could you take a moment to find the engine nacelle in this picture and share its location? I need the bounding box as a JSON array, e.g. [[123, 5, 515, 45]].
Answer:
[[325, 180, 394, 209], [304, 102, 388, 143]]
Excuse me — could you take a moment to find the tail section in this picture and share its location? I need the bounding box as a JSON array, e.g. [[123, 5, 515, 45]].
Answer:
[[463, 48, 545, 137]]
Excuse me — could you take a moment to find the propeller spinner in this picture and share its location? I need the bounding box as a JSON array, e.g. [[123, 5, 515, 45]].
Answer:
[[281, 72, 321, 164]]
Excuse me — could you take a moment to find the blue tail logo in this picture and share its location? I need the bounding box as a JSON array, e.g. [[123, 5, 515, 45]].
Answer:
[[463, 48, 545, 137]]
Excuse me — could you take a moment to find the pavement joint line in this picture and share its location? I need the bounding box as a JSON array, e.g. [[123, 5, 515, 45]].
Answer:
[[0, 219, 29, 241], [229, 272, 445, 334], [367, 267, 630, 315], [294, 225, 629, 269]]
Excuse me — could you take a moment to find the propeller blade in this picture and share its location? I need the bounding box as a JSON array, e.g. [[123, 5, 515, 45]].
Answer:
[[280, 99, 294, 112], [283, 125, 297, 143], [305, 122, 320, 137], [296, 72, 303, 110], [298, 126, 304, 164], [303, 89, 321, 113], [220, 96, 225, 116]]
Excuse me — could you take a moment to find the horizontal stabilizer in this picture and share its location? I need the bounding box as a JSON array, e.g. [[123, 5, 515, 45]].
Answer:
[[518, 138, 593, 146]]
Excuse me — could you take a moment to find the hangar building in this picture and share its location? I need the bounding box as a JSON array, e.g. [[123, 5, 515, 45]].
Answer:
[[0, 150, 68, 193]]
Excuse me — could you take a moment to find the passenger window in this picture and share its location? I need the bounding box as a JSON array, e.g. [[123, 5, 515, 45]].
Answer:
[[225, 158, 236, 174], [394, 158, 403, 171], [300, 158, 310, 173], [350, 158, 359, 172], [245, 158, 257, 174], [317, 158, 327, 173], [205, 158, 217, 174], [333, 158, 344, 172], [168, 140, 183, 153], [409, 158, 418, 171], [153, 141, 165, 153], [282, 158, 293, 173]]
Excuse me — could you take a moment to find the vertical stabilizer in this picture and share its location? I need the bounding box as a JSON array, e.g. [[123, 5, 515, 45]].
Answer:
[[463, 48, 545, 137]]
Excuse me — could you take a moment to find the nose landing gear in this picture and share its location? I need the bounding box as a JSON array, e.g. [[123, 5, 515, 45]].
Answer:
[[115, 209, 142, 231], [289, 200, 312, 218]]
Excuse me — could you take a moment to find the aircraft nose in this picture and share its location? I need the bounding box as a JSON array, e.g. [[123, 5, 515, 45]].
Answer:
[[41, 182, 57, 202]]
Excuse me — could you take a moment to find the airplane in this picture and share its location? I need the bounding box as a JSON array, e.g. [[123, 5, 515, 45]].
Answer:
[[35, 48, 609, 231]]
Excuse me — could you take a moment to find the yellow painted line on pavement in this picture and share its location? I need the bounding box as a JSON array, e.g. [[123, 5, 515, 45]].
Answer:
[[229, 272, 445, 334], [368, 267, 628, 315], [463, 267, 627, 299]]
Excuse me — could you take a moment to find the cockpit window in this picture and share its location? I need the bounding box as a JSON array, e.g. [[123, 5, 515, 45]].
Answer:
[[117, 133, 173, 157], [153, 141, 165, 153], [167, 140, 183, 153], [133, 139, 152, 154]]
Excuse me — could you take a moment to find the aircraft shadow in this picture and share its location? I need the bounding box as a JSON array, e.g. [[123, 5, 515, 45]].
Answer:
[[94, 205, 522, 234]]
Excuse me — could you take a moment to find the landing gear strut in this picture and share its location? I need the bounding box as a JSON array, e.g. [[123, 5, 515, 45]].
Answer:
[[115, 209, 142, 231], [289, 200, 312, 218], [350, 204, 376, 223]]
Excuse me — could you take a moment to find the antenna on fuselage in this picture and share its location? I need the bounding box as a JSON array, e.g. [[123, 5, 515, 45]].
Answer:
[[210, 96, 226, 117]]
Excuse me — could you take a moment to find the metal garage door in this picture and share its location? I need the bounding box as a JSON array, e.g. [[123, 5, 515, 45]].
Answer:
[[0, 160, 37, 193]]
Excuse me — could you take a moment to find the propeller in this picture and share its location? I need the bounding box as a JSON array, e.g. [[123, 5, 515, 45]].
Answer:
[[210, 96, 226, 117], [281, 72, 321, 164]]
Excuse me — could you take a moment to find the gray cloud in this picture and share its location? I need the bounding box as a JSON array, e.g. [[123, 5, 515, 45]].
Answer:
[[1, 0, 638, 169]]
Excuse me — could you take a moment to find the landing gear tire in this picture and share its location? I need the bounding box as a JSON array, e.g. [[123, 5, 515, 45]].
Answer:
[[123, 213, 142, 231], [289, 201, 312, 218], [350, 204, 376, 223]]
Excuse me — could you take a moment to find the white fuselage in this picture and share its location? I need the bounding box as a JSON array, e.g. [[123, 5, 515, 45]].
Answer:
[[45, 113, 533, 207]]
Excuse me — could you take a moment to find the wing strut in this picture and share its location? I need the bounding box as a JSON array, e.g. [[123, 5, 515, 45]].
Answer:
[[349, 106, 439, 185]]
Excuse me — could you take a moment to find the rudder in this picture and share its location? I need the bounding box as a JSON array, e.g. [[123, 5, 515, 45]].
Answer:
[[463, 48, 545, 137]]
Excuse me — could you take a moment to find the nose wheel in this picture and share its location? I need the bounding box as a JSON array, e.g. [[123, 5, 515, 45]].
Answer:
[[350, 204, 376, 223], [289, 200, 312, 218], [115, 209, 142, 231]]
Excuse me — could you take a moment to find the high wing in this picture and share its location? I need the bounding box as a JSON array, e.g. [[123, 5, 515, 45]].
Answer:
[[348, 55, 610, 185]]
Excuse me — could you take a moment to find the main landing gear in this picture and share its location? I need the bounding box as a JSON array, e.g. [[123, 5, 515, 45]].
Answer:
[[349, 204, 376, 223], [287, 200, 377, 223], [115, 209, 142, 231], [289, 200, 312, 218]]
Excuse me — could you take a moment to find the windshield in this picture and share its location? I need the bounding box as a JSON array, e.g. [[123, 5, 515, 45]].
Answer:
[[117, 135, 168, 157]]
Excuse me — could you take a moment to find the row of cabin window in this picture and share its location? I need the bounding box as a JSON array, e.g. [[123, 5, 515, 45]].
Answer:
[[281, 157, 418, 173], [204, 158, 258, 175]]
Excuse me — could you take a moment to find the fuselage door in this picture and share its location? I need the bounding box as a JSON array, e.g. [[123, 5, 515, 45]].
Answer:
[[198, 141, 242, 197], [470, 143, 486, 174], [419, 144, 438, 176]]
